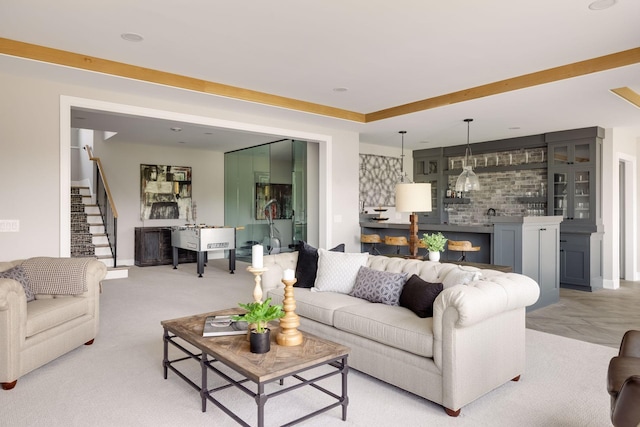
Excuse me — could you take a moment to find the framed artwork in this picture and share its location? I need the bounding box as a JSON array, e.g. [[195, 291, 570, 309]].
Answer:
[[255, 183, 293, 220], [359, 154, 402, 207], [140, 164, 192, 220]]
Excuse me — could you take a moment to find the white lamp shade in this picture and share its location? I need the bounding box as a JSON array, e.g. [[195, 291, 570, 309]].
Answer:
[[395, 182, 432, 213], [455, 166, 480, 192]]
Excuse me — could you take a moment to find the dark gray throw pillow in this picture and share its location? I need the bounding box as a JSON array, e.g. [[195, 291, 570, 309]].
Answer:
[[399, 274, 443, 318], [0, 265, 35, 302], [294, 241, 345, 288], [350, 265, 408, 306]]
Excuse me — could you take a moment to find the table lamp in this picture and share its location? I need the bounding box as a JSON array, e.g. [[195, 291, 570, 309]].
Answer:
[[395, 182, 432, 258]]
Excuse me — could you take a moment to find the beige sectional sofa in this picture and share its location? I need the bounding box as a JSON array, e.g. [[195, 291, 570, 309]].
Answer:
[[261, 252, 540, 416], [0, 257, 107, 390]]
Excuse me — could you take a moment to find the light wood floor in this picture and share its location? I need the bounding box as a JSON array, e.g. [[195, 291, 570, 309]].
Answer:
[[526, 280, 640, 348]]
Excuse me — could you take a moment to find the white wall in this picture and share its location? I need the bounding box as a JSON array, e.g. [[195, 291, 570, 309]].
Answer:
[[93, 137, 225, 264], [0, 60, 362, 262], [602, 127, 640, 287]]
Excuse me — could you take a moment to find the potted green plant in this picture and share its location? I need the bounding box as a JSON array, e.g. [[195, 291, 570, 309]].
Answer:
[[233, 298, 285, 353], [421, 232, 448, 262]]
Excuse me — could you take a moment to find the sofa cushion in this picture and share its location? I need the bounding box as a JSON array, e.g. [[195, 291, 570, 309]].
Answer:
[[26, 296, 89, 337], [333, 303, 434, 358], [294, 241, 345, 288], [399, 274, 443, 318], [313, 249, 369, 294], [268, 287, 368, 326], [0, 265, 35, 302], [350, 266, 408, 306]]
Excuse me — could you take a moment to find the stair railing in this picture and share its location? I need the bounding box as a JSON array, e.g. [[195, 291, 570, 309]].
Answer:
[[84, 145, 118, 268]]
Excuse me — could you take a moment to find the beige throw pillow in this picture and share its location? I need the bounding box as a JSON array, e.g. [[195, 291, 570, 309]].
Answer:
[[312, 249, 369, 294]]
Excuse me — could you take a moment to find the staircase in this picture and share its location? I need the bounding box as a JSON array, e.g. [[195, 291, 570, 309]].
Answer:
[[71, 186, 128, 279]]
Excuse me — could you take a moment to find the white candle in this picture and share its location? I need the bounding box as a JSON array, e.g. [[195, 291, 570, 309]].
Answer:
[[252, 244, 263, 269], [283, 269, 295, 280]]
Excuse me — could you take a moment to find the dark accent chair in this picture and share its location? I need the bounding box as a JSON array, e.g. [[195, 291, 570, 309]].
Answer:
[[607, 330, 640, 427]]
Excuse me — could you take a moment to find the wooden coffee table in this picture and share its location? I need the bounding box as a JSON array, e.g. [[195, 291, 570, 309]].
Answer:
[[161, 309, 350, 427]]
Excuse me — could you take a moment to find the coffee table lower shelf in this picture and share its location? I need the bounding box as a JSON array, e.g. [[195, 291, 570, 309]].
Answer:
[[162, 324, 349, 427]]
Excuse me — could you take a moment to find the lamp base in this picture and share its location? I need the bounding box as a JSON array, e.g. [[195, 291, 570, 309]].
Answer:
[[408, 213, 420, 258]]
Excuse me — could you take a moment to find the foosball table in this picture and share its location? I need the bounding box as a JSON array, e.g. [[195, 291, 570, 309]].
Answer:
[[171, 226, 236, 277]]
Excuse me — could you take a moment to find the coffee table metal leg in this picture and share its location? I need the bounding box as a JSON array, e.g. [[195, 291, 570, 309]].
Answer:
[[256, 383, 266, 427], [162, 328, 169, 379], [341, 356, 349, 421], [200, 353, 208, 412]]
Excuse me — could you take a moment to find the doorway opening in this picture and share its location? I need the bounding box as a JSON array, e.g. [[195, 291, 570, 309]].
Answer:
[[60, 96, 332, 261]]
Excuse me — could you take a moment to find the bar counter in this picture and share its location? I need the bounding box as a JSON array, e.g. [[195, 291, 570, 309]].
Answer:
[[360, 221, 494, 263]]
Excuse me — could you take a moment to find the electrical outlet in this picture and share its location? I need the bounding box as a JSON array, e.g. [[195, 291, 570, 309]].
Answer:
[[0, 220, 19, 232]]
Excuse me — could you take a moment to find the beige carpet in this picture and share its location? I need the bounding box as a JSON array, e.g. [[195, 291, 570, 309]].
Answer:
[[3, 260, 616, 426]]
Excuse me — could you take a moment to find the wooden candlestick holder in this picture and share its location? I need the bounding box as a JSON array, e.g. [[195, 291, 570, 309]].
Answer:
[[246, 266, 268, 302], [277, 278, 303, 346]]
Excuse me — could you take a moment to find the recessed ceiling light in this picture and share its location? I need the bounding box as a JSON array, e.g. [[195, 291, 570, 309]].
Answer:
[[170, 127, 182, 132], [178, 141, 186, 144], [419, 140, 431, 144], [508, 126, 521, 130], [333, 87, 348, 92], [121, 33, 144, 42], [588, 0, 616, 10]]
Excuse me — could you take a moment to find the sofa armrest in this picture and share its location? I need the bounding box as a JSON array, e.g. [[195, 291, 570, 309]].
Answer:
[[261, 252, 298, 293], [432, 274, 539, 366], [433, 274, 540, 330]]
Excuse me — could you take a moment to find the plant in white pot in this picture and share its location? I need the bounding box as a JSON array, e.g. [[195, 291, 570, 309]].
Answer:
[[421, 232, 447, 262], [233, 298, 285, 354]]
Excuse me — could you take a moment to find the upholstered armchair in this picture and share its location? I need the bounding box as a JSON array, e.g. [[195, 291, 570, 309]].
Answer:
[[0, 257, 106, 390], [607, 330, 640, 427]]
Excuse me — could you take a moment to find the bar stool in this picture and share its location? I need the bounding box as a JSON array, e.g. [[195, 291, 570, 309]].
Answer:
[[384, 235, 409, 255], [361, 234, 382, 255], [447, 240, 480, 261]]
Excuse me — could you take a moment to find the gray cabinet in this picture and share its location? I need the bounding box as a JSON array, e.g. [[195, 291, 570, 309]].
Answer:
[[546, 129, 603, 291], [492, 216, 562, 311], [413, 151, 443, 224], [559, 232, 603, 291]]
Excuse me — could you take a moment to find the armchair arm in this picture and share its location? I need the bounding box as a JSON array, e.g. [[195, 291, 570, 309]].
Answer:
[[619, 330, 640, 358], [0, 278, 27, 311], [612, 375, 640, 427]]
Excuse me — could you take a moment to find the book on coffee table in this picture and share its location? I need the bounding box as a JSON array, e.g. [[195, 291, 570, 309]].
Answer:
[[203, 315, 248, 337]]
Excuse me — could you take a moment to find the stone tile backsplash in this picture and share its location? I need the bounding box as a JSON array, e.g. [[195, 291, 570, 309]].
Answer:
[[445, 168, 548, 225]]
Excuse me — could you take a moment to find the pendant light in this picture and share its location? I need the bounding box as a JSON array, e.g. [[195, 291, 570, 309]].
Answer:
[[398, 131, 410, 183], [455, 118, 481, 192]]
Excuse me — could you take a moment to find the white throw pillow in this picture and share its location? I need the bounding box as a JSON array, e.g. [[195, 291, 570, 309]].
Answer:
[[313, 249, 369, 294], [442, 265, 482, 289]]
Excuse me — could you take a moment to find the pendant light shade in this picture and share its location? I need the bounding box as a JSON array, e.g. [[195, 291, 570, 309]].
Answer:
[[455, 119, 481, 192]]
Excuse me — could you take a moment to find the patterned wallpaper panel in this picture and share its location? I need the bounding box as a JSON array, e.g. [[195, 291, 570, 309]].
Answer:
[[359, 154, 402, 207]]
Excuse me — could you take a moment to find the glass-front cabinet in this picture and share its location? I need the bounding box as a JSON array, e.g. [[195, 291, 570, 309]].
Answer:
[[549, 140, 595, 166], [413, 153, 442, 224], [547, 139, 599, 229], [551, 169, 594, 223]]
